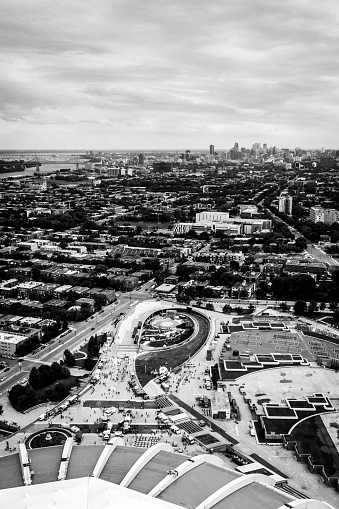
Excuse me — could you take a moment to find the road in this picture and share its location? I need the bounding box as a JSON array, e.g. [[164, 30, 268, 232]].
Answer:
[[264, 202, 339, 269], [306, 244, 339, 269], [0, 280, 155, 395]]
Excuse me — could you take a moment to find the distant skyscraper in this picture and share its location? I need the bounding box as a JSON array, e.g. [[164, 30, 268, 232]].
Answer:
[[234, 142, 239, 150], [209, 145, 214, 155], [279, 192, 293, 216], [138, 153, 145, 165]]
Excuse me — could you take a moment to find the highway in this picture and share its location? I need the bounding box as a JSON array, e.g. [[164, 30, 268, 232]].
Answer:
[[0, 280, 155, 395]]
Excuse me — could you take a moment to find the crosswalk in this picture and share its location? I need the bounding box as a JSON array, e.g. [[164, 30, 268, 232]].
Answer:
[[117, 344, 138, 357]]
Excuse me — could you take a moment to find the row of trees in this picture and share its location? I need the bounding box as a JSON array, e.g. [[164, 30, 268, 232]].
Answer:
[[9, 361, 72, 411], [28, 361, 70, 390]]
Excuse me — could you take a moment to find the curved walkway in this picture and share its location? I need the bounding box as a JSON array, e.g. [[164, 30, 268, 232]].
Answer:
[[135, 311, 210, 387]]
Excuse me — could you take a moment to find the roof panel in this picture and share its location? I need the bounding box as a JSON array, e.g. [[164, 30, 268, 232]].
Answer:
[[30, 445, 63, 484], [212, 481, 290, 509], [158, 463, 240, 508], [99, 446, 146, 485], [128, 450, 187, 494], [67, 445, 105, 479], [0, 453, 23, 490]]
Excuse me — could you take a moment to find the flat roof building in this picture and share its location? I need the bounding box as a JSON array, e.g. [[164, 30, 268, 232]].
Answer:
[[155, 284, 176, 294], [0, 331, 27, 356]]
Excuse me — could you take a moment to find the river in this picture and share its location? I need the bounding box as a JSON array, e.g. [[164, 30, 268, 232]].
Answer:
[[0, 151, 86, 179]]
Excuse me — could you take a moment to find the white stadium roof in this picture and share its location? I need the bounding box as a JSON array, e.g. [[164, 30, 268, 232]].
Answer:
[[0, 440, 335, 509], [0, 477, 182, 509]]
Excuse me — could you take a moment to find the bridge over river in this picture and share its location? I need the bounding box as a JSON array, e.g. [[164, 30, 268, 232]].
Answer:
[[25, 156, 85, 165]]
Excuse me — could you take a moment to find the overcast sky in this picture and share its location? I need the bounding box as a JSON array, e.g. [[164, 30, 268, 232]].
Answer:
[[1, 0, 339, 150]]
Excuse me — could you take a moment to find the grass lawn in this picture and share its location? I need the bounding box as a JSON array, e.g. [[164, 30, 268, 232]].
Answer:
[[136, 311, 209, 387]]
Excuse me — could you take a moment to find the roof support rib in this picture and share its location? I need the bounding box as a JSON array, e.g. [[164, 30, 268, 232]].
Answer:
[[120, 442, 172, 488]]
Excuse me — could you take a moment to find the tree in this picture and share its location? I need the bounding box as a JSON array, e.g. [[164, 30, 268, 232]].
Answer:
[[88, 336, 100, 358], [279, 302, 290, 312], [51, 361, 62, 379], [206, 302, 214, 311], [184, 286, 197, 299], [248, 303, 255, 314], [60, 365, 71, 378], [234, 306, 244, 315], [332, 270, 339, 286], [308, 300, 318, 316], [239, 289, 248, 299], [256, 288, 266, 300], [84, 356, 96, 371], [329, 302, 338, 312], [8, 384, 26, 406], [38, 365, 55, 386], [53, 382, 68, 399], [63, 349, 76, 367], [294, 300, 307, 316], [222, 304, 232, 314], [17, 386, 38, 410], [176, 293, 191, 304], [28, 367, 43, 390]]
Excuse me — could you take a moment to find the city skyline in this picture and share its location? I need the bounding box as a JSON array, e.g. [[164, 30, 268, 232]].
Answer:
[[1, 0, 339, 149]]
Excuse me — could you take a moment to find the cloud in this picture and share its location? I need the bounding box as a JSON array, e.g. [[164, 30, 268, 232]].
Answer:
[[1, 0, 339, 148]]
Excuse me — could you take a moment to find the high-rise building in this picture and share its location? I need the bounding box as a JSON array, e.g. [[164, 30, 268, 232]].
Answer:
[[209, 145, 214, 155], [230, 148, 242, 160], [278, 192, 293, 216], [310, 206, 339, 225], [138, 153, 145, 165], [234, 142, 239, 150]]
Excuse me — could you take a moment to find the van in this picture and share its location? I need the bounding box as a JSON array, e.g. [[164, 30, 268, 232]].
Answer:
[[250, 428, 255, 437], [170, 425, 180, 434], [183, 432, 195, 444]]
